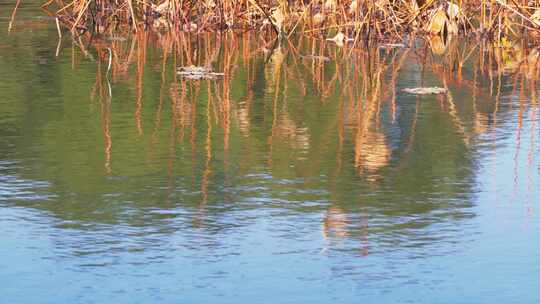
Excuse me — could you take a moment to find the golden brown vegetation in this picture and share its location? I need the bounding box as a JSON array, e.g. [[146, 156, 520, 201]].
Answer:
[[36, 0, 540, 44]]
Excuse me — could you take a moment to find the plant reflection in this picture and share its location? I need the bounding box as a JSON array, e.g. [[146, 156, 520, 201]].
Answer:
[[2, 29, 539, 258]]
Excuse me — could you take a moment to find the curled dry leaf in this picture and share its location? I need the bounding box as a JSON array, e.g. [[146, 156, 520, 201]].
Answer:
[[154, 0, 171, 14], [427, 9, 448, 34], [426, 7, 458, 35], [410, 0, 420, 14], [324, 0, 337, 11], [447, 20, 458, 34], [446, 1, 460, 20], [271, 7, 285, 31], [327, 32, 345, 46], [313, 12, 326, 26], [531, 9, 540, 27], [349, 0, 358, 14]]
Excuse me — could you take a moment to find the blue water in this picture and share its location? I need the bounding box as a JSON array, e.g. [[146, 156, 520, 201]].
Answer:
[[1, 4, 539, 303]]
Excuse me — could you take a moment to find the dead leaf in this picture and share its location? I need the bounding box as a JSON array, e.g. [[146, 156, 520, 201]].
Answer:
[[532, 9, 540, 26], [324, 0, 337, 11], [349, 0, 358, 14], [271, 7, 285, 31], [326, 32, 353, 47], [447, 20, 458, 34], [154, 0, 170, 14], [447, 1, 460, 20], [313, 12, 326, 26], [427, 9, 448, 34]]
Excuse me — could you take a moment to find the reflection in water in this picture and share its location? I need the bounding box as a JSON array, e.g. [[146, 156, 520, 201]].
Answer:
[[1, 9, 540, 303], [37, 30, 538, 251], [1, 30, 537, 239]]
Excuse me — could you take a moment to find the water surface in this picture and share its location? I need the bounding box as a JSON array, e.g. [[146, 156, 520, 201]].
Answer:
[[1, 4, 539, 303]]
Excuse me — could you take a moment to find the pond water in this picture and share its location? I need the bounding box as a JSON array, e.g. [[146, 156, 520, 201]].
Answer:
[[1, 3, 539, 303]]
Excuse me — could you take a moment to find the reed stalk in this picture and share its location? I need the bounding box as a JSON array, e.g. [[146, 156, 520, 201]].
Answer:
[[34, 0, 540, 44]]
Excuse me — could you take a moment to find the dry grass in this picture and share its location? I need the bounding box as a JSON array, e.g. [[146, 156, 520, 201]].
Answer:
[[36, 0, 540, 44]]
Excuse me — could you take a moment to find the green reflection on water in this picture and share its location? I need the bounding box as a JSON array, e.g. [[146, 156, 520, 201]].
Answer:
[[1, 3, 538, 251], [2, 5, 540, 304]]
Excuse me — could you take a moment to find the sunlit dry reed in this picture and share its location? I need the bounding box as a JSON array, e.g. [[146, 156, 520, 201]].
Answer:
[[34, 0, 540, 45]]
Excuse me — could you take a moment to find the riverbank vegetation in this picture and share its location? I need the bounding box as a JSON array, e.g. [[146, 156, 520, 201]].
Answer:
[[34, 0, 540, 43]]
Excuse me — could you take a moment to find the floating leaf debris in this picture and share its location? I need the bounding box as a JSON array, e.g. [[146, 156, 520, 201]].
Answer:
[[402, 87, 448, 95], [177, 66, 225, 80]]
